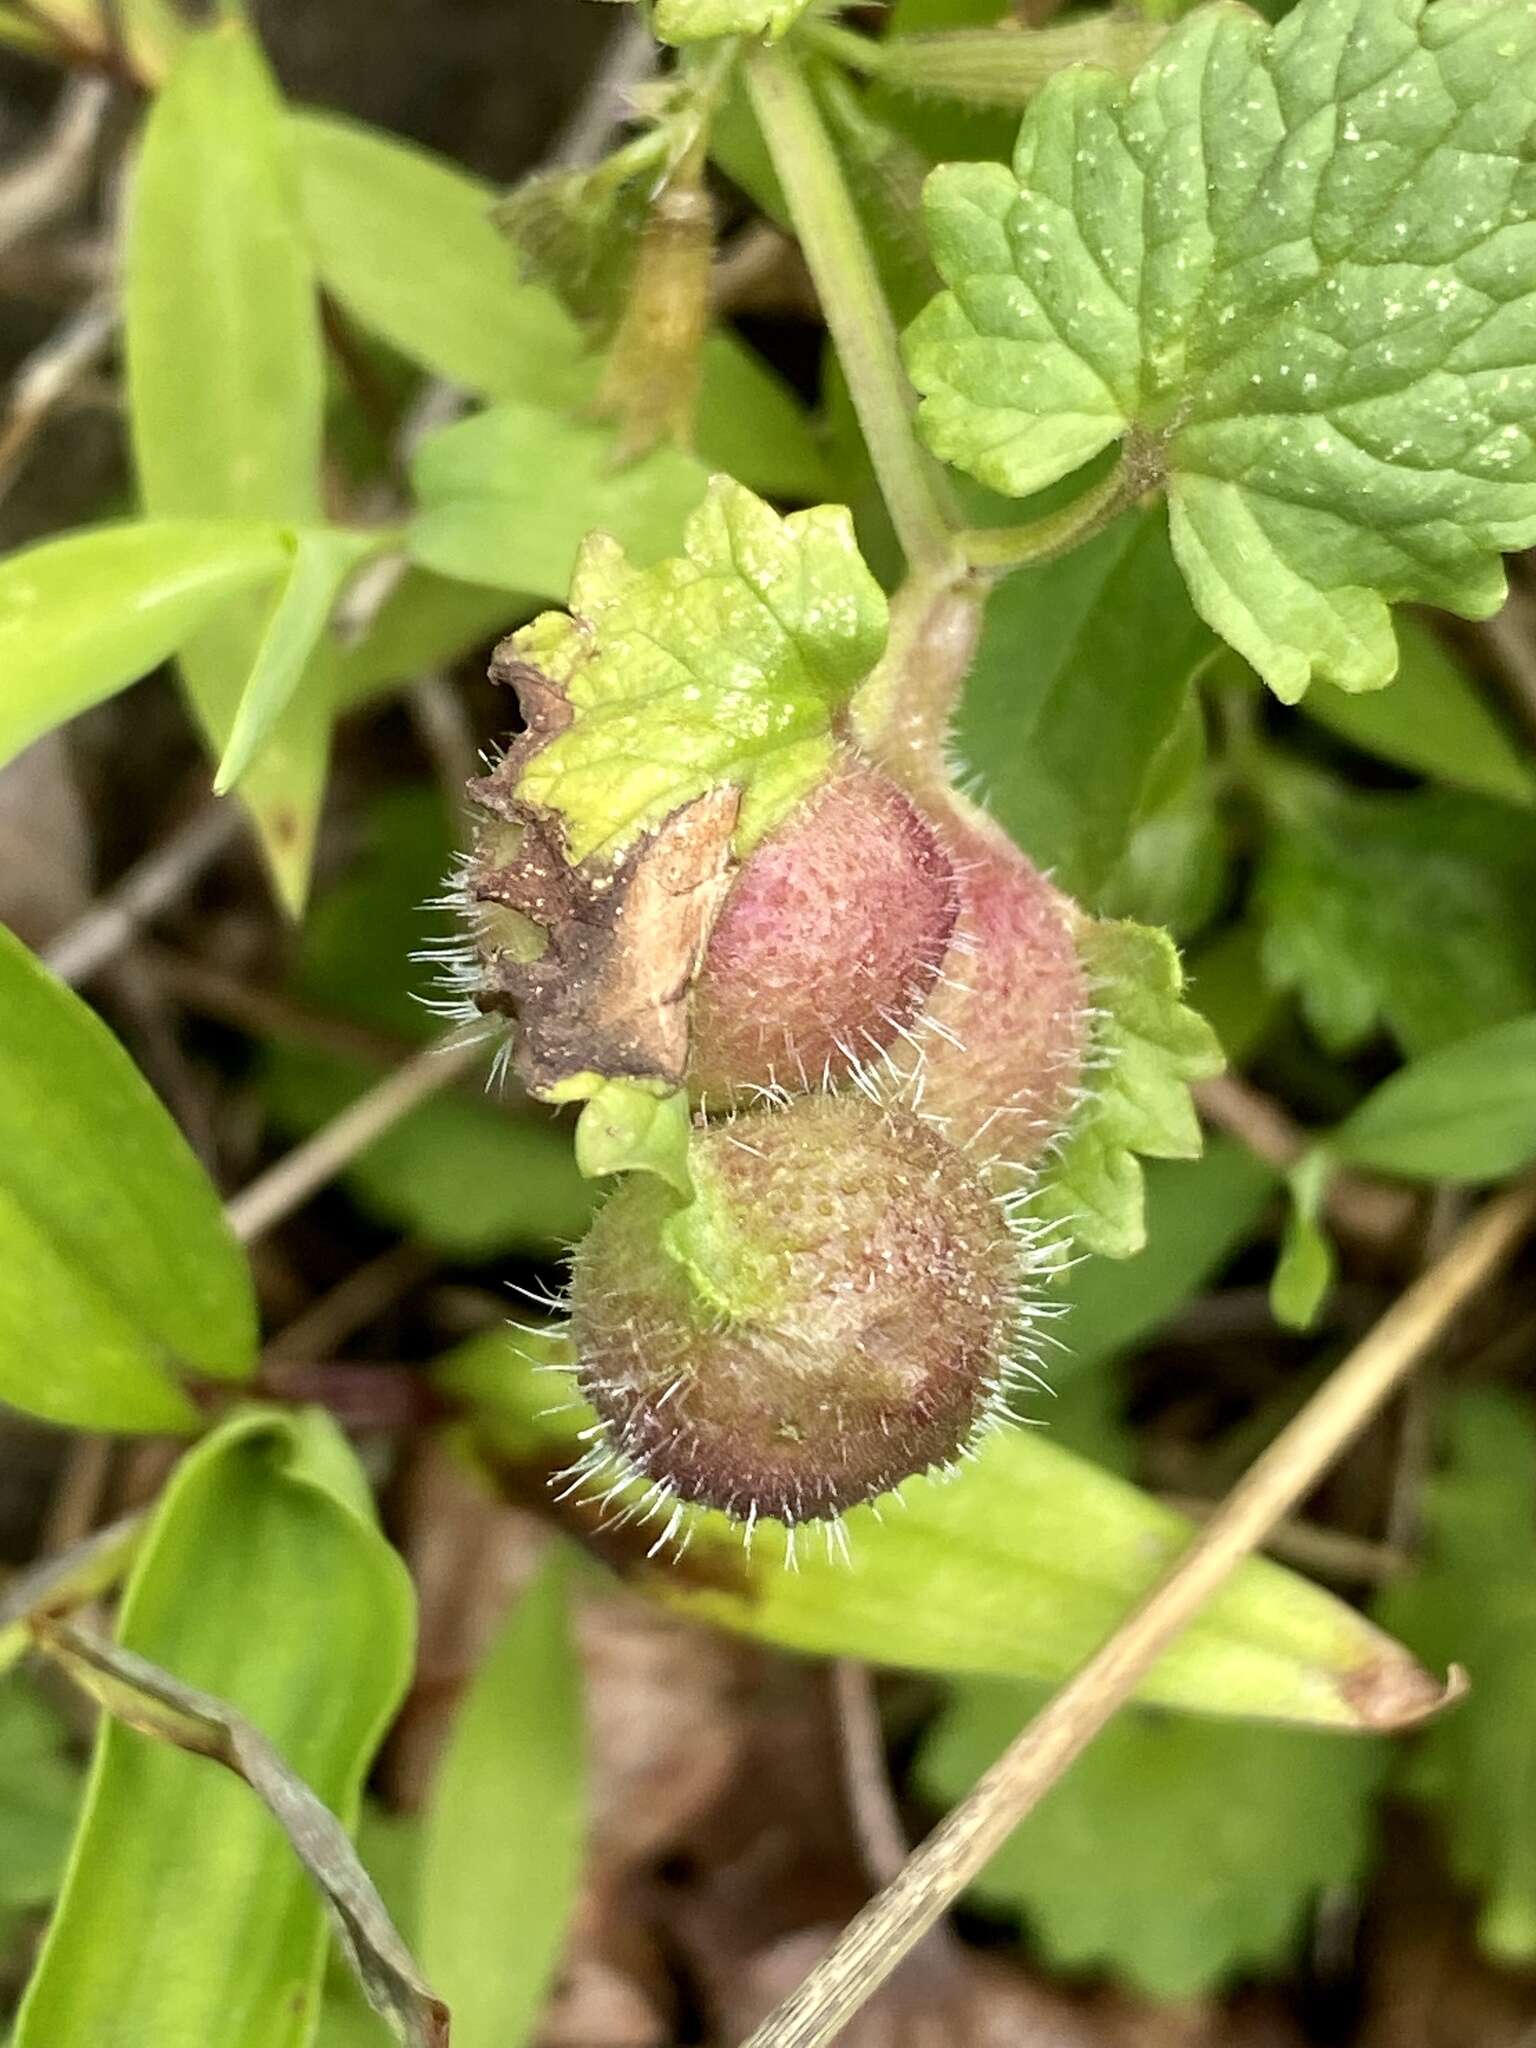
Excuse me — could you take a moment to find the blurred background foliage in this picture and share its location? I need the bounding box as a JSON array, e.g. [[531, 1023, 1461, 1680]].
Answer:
[[0, 0, 1534, 2042]]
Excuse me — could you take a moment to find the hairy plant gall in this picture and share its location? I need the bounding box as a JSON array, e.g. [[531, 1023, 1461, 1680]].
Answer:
[[567, 1094, 1025, 1527]]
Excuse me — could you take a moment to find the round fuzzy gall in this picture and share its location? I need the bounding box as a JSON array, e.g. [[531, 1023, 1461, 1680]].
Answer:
[[904, 807, 1089, 1168], [568, 1094, 1022, 1528], [687, 758, 959, 1103]]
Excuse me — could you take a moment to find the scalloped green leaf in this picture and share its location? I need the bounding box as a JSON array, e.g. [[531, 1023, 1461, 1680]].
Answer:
[[655, 0, 813, 44], [906, 0, 1536, 699], [1378, 1391, 1536, 1964], [918, 1678, 1387, 2000], [511, 477, 888, 862], [1036, 918, 1224, 1258]]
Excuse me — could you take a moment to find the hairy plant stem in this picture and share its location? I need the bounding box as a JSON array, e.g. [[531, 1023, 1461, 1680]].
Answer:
[[852, 563, 987, 805], [740, 1173, 1536, 2048], [801, 16, 1167, 103], [745, 43, 959, 572]]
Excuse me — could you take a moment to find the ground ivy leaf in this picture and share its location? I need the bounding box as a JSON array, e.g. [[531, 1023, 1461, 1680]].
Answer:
[[507, 476, 888, 863], [655, 0, 813, 44], [1378, 1391, 1536, 1964], [907, 0, 1536, 697], [918, 1679, 1387, 1999], [1257, 775, 1536, 1058], [1035, 918, 1223, 1258]]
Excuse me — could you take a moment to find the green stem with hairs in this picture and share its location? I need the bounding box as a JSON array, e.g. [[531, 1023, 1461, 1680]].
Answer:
[[961, 453, 1149, 571], [801, 16, 1166, 106], [744, 42, 960, 573]]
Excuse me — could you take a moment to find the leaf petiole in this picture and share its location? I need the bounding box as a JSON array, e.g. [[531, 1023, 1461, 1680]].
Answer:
[[961, 453, 1152, 574]]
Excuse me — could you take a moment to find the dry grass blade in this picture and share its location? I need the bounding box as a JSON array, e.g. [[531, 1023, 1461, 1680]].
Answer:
[[224, 1034, 486, 1245], [34, 1617, 450, 2048], [0, 1511, 144, 1670], [740, 1175, 1536, 2048]]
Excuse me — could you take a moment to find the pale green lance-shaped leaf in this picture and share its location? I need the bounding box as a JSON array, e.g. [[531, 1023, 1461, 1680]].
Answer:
[[32, 1621, 442, 2048], [1271, 1149, 1337, 1331], [919, 1678, 1387, 1999], [505, 476, 888, 862], [1300, 619, 1535, 807], [653, 1424, 1446, 1727], [655, 0, 812, 43], [1055, 1140, 1276, 1380], [0, 926, 255, 1431], [292, 111, 588, 411], [408, 403, 708, 601], [430, 1325, 587, 1471], [693, 334, 838, 504], [14, 1409, 422, 2048], [215, 529, 381, 793], [0, 1676, 81, 1911], [1330, 1013, 1536, 1181], [1378, 1390, 1536, 1963], [332, 569, 513, 713], [419, 1555, 583, 2048], [0, 519, 291, 769], [957, 507, 1215, 901], [1035, 918, 1224, 1258], [573, 1082, 694, 1200], [293, 113, 828, 502], [127, 21, 329, 910], [907, 0, 1536, 698], [1257, 778, 1536, 1057], [431, 1323, 1443, 1730]]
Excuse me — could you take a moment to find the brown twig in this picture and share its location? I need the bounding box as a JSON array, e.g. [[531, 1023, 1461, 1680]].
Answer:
[[262, 1240, 436, 1364], [831, 1661, 909, 1893], [739, 1176, 1536, 2048], [0, 73, 112, 257], [144, 946, 420, 1070], [0, 288, 117, 502], [1194, 1071, 1419, 1250], [44, 803, 241, 985], [1159, 1494, 1407, 1586], [223, 1036, 485, 1246], [1467, 582, 1536, 741]]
